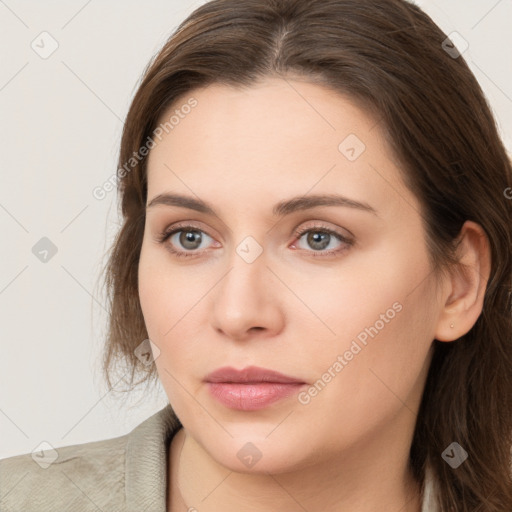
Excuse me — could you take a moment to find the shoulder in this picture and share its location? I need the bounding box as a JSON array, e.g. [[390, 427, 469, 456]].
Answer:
[[0, 433, 127, 512], [0, 404, 181, 512]]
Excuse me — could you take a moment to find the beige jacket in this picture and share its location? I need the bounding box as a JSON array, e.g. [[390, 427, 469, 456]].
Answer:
[[0, 404, 438, 511]]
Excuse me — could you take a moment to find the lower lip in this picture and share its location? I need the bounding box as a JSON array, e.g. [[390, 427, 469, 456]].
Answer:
[[206, 382, 306, 411]]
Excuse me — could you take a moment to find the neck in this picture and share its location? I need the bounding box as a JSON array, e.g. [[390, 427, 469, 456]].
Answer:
[[167, 413, 423, 512]]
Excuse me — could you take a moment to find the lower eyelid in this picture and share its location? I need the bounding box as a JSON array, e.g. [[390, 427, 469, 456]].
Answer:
[[292, 234, 351, 254], [160, 225, 353, 256]]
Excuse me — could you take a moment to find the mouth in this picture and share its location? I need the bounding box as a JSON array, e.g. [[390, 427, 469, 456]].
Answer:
[[204, 366, 307, 411], [204, 365, 306, 384]]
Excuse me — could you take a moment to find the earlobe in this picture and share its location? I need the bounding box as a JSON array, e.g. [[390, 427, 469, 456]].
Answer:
[[434, 221, 491, 343]]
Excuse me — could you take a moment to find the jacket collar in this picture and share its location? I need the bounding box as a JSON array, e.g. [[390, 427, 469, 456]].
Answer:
[[125, 404, 182, 512]]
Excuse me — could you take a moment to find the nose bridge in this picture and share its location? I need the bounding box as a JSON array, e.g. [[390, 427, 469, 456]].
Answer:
[[220, 234, 268, 304], [211, 232, 282, 338]]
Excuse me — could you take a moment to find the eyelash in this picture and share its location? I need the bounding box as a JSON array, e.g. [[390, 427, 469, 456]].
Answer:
[[156, 222, 354, 259]]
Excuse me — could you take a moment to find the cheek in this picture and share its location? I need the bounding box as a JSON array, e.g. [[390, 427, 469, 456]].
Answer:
[[138, 243, 199, 338], [138, 253, 167, 340], [291, 304, 433, 457], [277, 241, 425, 347], [291, 243, 434, 419], [137, 244, 209, 382]]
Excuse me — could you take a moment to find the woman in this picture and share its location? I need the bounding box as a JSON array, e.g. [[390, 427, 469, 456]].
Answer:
[[1, 0, 511, 511]]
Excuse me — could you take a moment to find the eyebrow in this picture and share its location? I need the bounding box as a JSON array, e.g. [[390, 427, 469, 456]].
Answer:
[[146, 192, 378, 217]]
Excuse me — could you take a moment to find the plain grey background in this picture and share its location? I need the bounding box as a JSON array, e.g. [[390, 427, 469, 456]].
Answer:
[[1, 0, 511, 459]]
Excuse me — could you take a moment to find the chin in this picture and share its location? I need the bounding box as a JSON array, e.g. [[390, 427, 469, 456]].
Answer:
[[199, 434, 313, 475]]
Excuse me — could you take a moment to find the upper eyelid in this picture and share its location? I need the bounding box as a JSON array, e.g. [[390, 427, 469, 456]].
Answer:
[[163, 221, 213, 237], [163, 222, 352, 247], [162, 221, 349, 236]]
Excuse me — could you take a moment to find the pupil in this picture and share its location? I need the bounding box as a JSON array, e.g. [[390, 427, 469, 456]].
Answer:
[[181, 230, 201, 249], [308, 231, 329, 250]]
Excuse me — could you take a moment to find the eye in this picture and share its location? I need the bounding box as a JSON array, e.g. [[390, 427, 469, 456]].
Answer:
[[156, 223, 218, 258], [155, 221, 354, 259], [290, 224, 353, 257]]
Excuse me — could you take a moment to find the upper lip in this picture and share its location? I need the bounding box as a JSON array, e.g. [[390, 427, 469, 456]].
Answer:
[[205, 365, 306, 384]]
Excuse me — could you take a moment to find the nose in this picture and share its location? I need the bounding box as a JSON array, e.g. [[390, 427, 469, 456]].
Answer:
[[211, 244, 285, 342]]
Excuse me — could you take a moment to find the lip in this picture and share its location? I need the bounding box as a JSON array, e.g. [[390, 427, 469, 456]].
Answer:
[[205, 365, 305, 384], [205, 366, 307, 411]]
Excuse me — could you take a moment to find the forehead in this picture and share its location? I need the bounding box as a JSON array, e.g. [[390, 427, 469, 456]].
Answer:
[[145, 78, 418, 219]]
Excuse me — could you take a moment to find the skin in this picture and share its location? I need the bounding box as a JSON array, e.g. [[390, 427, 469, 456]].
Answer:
[[138, 77, 491, 512]]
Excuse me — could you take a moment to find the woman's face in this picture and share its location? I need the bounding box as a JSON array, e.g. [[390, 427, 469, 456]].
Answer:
[[139, 77, 440, 473]]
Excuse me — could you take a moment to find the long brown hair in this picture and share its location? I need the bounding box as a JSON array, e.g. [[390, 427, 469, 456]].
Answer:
[[100, 0, 512, 509]]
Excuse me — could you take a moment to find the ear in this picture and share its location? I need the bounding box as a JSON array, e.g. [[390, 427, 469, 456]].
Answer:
[[434, 220, 492, 342]]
